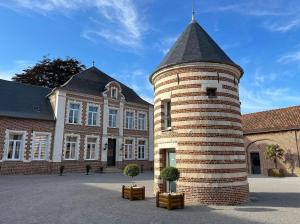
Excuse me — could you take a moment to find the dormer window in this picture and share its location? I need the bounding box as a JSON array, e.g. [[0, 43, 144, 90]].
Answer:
[[206, 88, 217, 98], [111, 87, 117, 99]]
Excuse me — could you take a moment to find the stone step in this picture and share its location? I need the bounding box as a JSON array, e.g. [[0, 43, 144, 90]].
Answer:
[[103, 167, 122, 173]]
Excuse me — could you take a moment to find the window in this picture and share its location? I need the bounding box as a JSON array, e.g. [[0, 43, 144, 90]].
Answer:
[[32, 133, 50, 160], [138, 113, 146, 130], [124, 139, 134, 160], [109, 109, 118, 128], [137, 140, 146, 160], [68, 102, 80, 124], [65, 136, 78, 160], [206, 88, 217, 98], [111, 87, 117, 99], [7, 133, 24, 160], [88, 105, 98, 126], [165, 101, 171, 129], [125, 111, 134, 129], [86, 137, 97, 160]]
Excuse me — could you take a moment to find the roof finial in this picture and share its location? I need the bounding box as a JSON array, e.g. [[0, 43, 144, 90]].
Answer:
[[92, 60, 95, 67], [192, 1, 196, 23]]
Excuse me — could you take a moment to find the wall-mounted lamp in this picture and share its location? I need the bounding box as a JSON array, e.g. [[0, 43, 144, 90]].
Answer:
[[104, 143, 108, 150], [120, 143, 124, 151]]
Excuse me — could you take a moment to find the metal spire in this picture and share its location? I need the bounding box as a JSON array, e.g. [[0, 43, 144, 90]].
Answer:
[[191, 1, 197, 23], [92, 60, 95, 67]]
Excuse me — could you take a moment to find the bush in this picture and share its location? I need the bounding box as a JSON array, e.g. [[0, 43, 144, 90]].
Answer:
[[161, 167, 180, 182], [161, 167, 180, 193], [268, 168, 284, 177], [123, 164, 140, 186]]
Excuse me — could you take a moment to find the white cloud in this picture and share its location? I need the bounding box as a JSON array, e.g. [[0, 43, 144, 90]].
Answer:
[[277, 50, 300, 64], [264, 18, 300, 32], [1, 0, 144, 48], [155, 35, 178, 55], [252, 69, 278, 87], [0, 59, 33, 80], [202, 1, 300, 32], [240, 85, 300, 114]]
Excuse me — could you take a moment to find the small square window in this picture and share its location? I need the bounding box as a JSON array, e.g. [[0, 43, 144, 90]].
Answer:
[[206, 88, 217, 98]]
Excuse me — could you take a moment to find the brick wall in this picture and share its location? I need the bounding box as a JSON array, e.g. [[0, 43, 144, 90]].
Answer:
[[244, 130, 300, 176]]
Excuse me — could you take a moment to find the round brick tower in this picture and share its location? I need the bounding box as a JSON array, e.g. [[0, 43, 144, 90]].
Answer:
[[150, 17, 249, 205]]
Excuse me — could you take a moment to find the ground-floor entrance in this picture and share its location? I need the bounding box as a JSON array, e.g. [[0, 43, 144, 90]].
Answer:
[[250, 152, 261, 174], [166, 149, 176, 192], [107, 138, 116, 166]]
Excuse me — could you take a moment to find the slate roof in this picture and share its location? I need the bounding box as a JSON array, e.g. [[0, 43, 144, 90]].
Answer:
[[60, 66, 150, 105], [151, 20, 243, 76], [0, 79, 55, 121], [242, 106, 300, 134]]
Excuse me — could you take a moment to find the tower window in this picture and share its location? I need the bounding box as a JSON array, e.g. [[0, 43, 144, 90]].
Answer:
[[164, 100, 171, 130], [206, 88, 217, 98]]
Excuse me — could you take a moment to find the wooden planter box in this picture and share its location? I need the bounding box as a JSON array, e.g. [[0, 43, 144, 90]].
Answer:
[[156, 192, 184, 210], [122, 185, 145, 200]]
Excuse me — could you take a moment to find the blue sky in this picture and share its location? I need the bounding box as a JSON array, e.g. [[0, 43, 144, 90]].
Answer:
[[0, 0, 300, 114]]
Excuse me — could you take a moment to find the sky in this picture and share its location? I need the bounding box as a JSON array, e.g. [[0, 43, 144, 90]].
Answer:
[[0, 0, 300, 114]]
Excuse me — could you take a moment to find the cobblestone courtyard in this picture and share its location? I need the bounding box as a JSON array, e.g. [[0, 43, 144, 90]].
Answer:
[[0, 172, 299, 224]]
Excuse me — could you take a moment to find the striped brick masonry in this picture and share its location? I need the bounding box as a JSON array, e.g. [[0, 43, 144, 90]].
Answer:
[[150, 15, 249, 205], [151, 62, 249, 205]]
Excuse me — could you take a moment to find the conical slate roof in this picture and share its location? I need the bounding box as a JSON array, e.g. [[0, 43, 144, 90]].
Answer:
[[152, 20, 243, 75]]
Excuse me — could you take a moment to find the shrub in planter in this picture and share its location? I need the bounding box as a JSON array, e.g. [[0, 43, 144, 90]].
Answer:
[[160, 166, 180, 193], [157, 167, 184, 210], [122, 164, 145, 200], [86, 165, 91, 175], [59, 165, 64, 176], [123, 163, 140, 186], [265, 144, 285, 177]]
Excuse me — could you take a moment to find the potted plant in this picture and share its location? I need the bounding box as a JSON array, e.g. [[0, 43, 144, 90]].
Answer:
[[122, 164, 145, 200], [265, 144, 285, 177], [86, 164, 91, 175], [156, 167, 184, 210]]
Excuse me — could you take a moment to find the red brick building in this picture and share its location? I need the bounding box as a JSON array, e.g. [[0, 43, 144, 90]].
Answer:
[[0, 67, 154, 174], [242, 106, 300, 176]]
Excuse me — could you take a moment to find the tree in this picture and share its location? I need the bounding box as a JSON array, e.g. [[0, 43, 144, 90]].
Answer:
[[12, 56, 86, 89], [123, 164, 140, 186], [160, 167, 180, 193], [265, 144, 284, 169]]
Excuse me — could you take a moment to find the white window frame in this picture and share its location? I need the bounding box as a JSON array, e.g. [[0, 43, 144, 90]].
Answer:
[[86, 103, 100, 126], [124, 138, 134, 160], [84, 135, 99, 160], [31, 132, 51, 161], [125, 110, 135, 129], [137, 111, 147, 130], [137, 138, 147, 160], [64, 134, 80, 160], [111, 87, 118, 99], [108, 108, 118, 128], [67, 101, 82, 125], [4, 130, 26, 161]]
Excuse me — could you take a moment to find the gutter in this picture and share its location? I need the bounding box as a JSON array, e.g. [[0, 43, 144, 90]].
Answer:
[[295, 130, 300, 168]]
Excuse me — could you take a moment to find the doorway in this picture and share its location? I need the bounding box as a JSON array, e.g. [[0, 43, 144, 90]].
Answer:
[[250, 152, 261, 174], [107, 138, 116, 166], [166, 150, 176, 192]]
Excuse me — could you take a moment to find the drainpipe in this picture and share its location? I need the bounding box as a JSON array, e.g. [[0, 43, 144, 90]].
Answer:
[[295, 130, 300, 168]]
